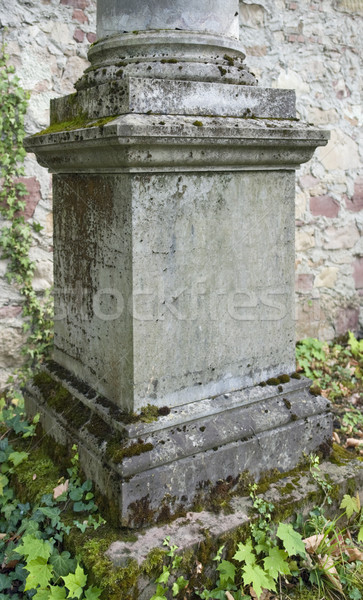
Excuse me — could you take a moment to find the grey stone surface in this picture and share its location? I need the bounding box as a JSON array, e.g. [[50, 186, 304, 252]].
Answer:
[[101, 457, 363, 600], [51, 79, 295, 123], [46, 168, 298, 411], [27, 114, 329, 175], [105, 457, 363, 569], [97, 0, 240, 40], [80, 30, 254, 89], [25, 368, 333, 527]]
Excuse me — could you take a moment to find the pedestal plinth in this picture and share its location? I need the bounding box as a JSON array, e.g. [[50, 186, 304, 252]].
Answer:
[[24, 2, 332, 526]]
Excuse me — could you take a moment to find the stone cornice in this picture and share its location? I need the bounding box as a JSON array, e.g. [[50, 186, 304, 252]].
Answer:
[[25, 114, 330, 174]]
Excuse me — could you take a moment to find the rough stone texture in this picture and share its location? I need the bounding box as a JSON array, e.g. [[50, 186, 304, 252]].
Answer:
[[25, 110, 328, 410], [25, 365, 332, 527], [103, 457, 363, 569], [0, 0, 362, 384]]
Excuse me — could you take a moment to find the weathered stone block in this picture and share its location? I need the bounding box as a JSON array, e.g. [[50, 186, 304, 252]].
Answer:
[[25, 364, 332, 527]]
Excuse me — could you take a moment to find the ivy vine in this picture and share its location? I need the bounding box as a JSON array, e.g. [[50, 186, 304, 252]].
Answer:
[[0, 35, 53, 387]]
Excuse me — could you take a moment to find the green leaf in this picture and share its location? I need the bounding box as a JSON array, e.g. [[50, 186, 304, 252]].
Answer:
[[0, 573, 11, 592], [263, 547, 291, 580], [216, 560, 236, 587], [24, 557, 53, 591], [358, 526, 363, 543], [15, 534, 52, 561], [156, 566, 170, 585], [242, 563, 276, 598], [276, 523, 306, 558], [0, 475, 9, 495], [62, 564, 87, 599], [33, 588, 51, 600], [233, 539, 256, 566], [340, 494, 360, 519], [150, 583, 168, 600], [49, 551, 76, 578], [172, 576, 188, 597], [49, 586, 67, 600], [84, 586, 102, 600]]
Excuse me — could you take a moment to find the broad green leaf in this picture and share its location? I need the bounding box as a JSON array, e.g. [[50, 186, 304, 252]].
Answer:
[[49, 586, 67, 600], [49, 551, 76, 578], [276, 523, 306, 558], [358, 526, 363, 544], [156, 566, 170, 585], [0, 573, 10, 592], [62, 564, 87, 599], [84, 586, 102, 600], [340, 495, 360, 519], [33, 588, 51, 600], [150, 583, 168, 600], [24, 558, 53, 591], [233, 539, 256, 566], [15, 534, 52, 561], [172, 576, 188, 597], [263, 547, 291, 580], [216, 560, 236, 587], [0, 475, 9, 495], [242, 563, 276, 598]]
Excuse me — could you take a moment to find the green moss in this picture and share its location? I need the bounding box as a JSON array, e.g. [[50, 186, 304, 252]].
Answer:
[[193, 120, 203, 127], [309, 384, 322, 397], [279, 374, 291, 383], [34, 372, 91, 429], [106, 439, 153, 463], [266, 378, 280, 386], [161, 58, 178, 64], [218, 66, 227, 76], [283, 398, 292, 410], [13, 448, 62, 504], [291, 372, 302, 379], [32, 114, 119, 136], [329, 442, 356, 466], [142, 548, 166, 578], [223, 54, 235, 66]]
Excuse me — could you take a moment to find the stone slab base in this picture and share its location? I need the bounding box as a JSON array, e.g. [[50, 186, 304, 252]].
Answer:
[[104, 457, 363, 599], [25, 363, 332, 527]]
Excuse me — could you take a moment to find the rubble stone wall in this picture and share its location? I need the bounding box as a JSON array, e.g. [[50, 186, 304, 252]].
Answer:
[[0, 0, 362, 387]]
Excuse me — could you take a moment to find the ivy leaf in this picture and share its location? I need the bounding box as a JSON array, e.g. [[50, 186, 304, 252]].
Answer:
[[156, 566, 170, 585], [340, 495, 360, 519], [69, 489, 83, 502], [49, 551, 76, 578], [84, 586, 102, 599], [216, 560, 236, 587], [49, 586, 67, 600], [62, 564, 87, 599], [0, 573, 11, 592], [15, 534, 52, 561], [263, 547, 291, 580], [150, 583, 168, 600], [277, 523, 306, 558], [172, 576, 188, 597], [233, 539, 256, 566], [0, 474, 9, 495], [242, 563, 276, 598], [24, 557, 53, 591]]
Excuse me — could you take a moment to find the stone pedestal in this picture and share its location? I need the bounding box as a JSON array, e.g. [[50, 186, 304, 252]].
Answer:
[[24, 0, 332, 526]]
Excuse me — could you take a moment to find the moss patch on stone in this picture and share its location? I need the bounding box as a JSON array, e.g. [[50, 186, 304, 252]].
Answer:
[[32, 114, 119, 137]]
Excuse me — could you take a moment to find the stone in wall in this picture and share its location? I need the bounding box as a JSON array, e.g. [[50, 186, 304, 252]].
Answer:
[[240, 0, 363, 338]]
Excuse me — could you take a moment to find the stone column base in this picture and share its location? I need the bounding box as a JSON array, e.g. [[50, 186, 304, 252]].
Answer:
[[25, 363, 332, 528]]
